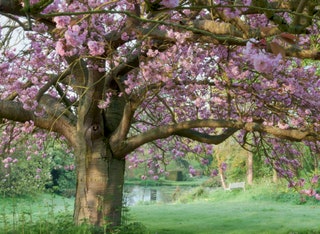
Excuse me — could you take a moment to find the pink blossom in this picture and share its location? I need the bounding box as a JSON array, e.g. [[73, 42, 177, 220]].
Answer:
[[211, 169, 218, 177], [160, 0, 179, 8], [221, 162, 227, 171], [22, 121, 35, 134], [98, 92, 112, 109], [311, 175, 319, 184], [3, 157, 12, 163], [277, 121, 289, 129], [121, 32, 130, 41], [87, 40, 105, 56], [223, 7, 241, 18], [315, 194, 320, 200], [65, 26, 84, 47], [189, 166, 197, 176], [252, 53, 273, 73], [53, 16, 71, 29], [301, 189, 316, 197], [243, 39, 258, 56], [56, 40, 66, 56], [201, 158, 209, 165]]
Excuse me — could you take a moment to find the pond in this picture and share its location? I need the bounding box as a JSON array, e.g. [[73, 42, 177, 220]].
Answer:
[[123, 185, 191, 206]]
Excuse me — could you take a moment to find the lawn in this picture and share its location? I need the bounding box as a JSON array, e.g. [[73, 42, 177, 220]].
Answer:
[[130, 200, 320, 234], [129, 184, 320, 234], [0, 183, 320, 233]]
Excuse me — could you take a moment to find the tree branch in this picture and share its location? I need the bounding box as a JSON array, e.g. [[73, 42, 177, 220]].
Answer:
[[0, 99, 77, 146], [111, 119, 241, 157], [175, 128, 239, 144], [36, 68, 72, 101], [243, 122, 318, 142], [112, 119, 320, 158]]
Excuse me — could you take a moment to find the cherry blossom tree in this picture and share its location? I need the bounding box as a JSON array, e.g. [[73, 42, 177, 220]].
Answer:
[[0, 0, 320, 228]]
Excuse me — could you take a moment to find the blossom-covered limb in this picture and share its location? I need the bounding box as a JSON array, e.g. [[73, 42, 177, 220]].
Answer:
[[175, 128, 239, 144], [0, 99, 76, 145]]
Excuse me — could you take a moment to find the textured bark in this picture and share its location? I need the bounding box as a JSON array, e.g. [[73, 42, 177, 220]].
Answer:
[[0, 0, 22, 15], [273, 169, 278, 183], [246, 151, 253, 185], [71, 56, 127, 226], [218, 166, 227, 190], [74, 141, 125, 227]]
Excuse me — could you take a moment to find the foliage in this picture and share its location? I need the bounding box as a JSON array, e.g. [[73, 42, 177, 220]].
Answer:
[[116, 222, 149, 234], [0, 193, 148, 234], [0, 137, 76, 197], [177, 186, 209, 203], [45, 145, 76, 197], [0, 149, 51, 197]]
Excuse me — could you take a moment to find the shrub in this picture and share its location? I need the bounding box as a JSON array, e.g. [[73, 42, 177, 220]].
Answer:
[[45, 147, 76, 197], [0, 151, 51, 197], [117, 222, 149, 234]]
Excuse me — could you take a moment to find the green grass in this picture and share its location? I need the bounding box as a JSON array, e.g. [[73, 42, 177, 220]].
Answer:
[[0, 181, 320, 233], [0, 193, 73, 219], [130, 199, 320, 234], [129, 183, 320, 234], [125, 177, 207, 187], [0, 194, 74, 233]]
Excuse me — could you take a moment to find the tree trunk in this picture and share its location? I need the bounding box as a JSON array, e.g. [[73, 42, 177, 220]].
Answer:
[[74, 146, 125, 227], [218, 166, 227, 189], [246, 151, 253, 185], [272, 168, 278, 183], [71, 60, 126, 227]]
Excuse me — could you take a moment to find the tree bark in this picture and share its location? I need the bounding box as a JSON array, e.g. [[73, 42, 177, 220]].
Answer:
[[218, 166, 227, 189], [72, 58, 126, 227], [246, 151, 253, 185], [272, 168, 278, 183], [74, 139, 125, 227]]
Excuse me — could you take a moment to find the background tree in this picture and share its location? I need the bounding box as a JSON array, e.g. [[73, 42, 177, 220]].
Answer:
[[0, 0, 320, 228]]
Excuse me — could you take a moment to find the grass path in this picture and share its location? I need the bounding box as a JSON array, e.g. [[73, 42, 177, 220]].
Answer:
[[130, 200, 320, 234]]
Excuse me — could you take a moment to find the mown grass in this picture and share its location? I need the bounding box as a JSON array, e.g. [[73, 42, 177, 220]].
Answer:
[[0, 181, 320, 233], [131, 199, 320, 234], [130, 181, 320, 234]]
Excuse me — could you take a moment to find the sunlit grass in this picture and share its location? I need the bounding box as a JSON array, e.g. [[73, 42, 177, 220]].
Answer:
[[0, 181, 320, 233], [130, 183, 320, 234], [131, 199, 320, 234]]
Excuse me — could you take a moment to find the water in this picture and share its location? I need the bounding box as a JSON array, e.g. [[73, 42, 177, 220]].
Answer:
[[123, 185, 186, 206]]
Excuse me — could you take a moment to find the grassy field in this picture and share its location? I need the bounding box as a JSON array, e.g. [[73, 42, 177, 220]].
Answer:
[[0, 182, 320, 233], [131, 199, 320, 234], [129, 182, 320, 234]]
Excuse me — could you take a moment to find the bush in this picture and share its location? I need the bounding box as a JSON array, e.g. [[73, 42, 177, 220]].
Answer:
[[178, 186, 209, 203], [46, 167, 76, 197], [0, 152, 51, 197], [117, 222, 149, 234], [201, 177, 221, 187], [1, 212, 149, 234], [45, 147, 76, 197]]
